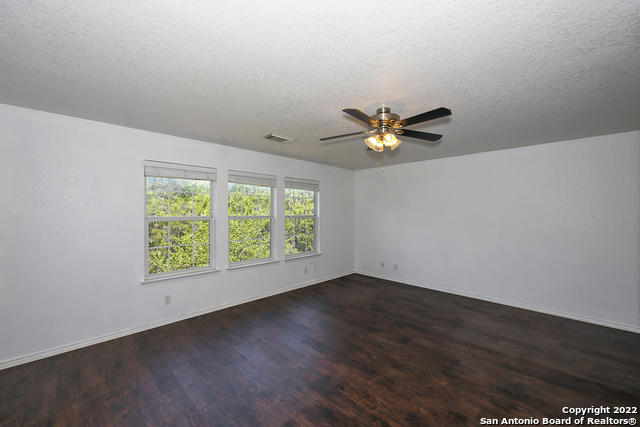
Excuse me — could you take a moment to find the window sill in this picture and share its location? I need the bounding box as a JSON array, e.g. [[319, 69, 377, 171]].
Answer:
[[141, 268, 219, 286], [285, 251, 322, 261], [227, 258, 280, 271]]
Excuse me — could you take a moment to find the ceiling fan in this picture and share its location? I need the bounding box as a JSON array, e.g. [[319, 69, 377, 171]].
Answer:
[[320, 106, 452, 152]]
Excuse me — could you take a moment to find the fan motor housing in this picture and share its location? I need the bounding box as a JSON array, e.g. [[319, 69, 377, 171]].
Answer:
[[372, 107, 400, 127]]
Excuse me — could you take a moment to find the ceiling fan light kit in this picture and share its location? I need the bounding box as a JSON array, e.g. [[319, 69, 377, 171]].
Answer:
[[320, 106, 452, 153], [365, 130, 400, 152]]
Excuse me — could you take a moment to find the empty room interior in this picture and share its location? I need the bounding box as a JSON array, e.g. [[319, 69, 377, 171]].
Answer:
[[1, 1, 639, 426]]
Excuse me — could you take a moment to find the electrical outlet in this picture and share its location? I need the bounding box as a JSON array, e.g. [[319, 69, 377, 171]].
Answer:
[[164, 295, 171, 305], [304, 267, 307, 274], [381, 262, 385, 268], [394, 264, 398, 270]]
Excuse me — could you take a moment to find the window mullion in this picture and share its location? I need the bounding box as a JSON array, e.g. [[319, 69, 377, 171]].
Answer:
[[228, 215, 271, 220]]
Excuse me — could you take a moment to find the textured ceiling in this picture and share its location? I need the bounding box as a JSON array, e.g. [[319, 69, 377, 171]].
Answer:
[[1, 0, 639, 170]]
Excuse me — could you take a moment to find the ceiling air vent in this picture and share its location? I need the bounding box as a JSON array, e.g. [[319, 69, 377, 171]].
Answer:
[[263, 133, 295, 144]]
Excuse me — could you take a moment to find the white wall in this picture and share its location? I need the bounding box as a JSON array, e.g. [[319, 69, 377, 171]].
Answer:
[[0, 103, 355, 367], [355, 131, 640, 332], [2, 102, 638, 370]]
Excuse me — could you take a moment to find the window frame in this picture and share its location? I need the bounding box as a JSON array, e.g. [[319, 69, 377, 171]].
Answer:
[[284, 178, 320, 259], [227, 171, 277, 268], [142, 161, 218, 284]]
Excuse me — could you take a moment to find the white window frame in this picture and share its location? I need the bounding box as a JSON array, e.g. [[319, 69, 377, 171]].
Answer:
[[228, 170, 278, 269], [142, 160, 217, 284], [284, 178, 320, 259]]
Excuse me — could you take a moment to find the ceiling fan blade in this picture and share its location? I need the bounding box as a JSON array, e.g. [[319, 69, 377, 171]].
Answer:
[[395, 107, 451, 128], [343, 109, 378, 126], [398, 129, 443, 142], [319, 131, 365, 141]]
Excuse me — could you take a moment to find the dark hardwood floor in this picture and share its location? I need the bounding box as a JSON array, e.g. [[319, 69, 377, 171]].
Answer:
[[1, 274, 639, 426]]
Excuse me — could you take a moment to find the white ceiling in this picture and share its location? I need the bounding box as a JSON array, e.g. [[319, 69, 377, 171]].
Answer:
[[1, 0, 639, 170]]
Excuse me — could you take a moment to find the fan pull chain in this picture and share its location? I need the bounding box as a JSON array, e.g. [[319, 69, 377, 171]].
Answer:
[[377, 151, 385, 171]]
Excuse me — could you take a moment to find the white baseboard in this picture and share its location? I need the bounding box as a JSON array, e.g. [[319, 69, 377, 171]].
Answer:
[[355, 270, 640, 334], [0, 271, 355, 371], [6, 269, 633, 371]]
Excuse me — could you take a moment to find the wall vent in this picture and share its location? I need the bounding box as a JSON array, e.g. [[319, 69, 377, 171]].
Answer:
[[263, 133, 295, 144]]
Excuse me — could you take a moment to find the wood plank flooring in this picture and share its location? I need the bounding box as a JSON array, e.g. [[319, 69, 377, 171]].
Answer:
[[1, 274, 638, 426]]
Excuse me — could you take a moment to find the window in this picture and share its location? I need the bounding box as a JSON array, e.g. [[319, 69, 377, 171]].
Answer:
[[285, 178, 319, 257], [144, 161, 216, 279], [228, 171, 277, 265]]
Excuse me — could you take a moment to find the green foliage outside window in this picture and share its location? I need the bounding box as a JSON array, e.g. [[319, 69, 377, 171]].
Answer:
[[285, 189, 315, 255], [146, 177, 211, 274], [228, 183, 272, 263]]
